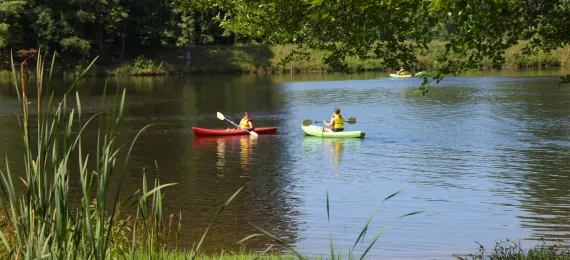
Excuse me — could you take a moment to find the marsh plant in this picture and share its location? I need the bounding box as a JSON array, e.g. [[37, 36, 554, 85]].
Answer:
[[455, 239, 570, 260], [0, 50, 193, 259]]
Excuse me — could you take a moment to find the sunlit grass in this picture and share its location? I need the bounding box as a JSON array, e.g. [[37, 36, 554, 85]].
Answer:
[[455, 240, 570, 260], [130, 249, 304, 259], [2, 40, 568, 77]]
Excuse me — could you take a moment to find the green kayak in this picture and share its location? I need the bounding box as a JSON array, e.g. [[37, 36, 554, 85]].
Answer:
[[389, 71, 425, 78], [389, 73, 412, 78], [301, 125, 365, 138]]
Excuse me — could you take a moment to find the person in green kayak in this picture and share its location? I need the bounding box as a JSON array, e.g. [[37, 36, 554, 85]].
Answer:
[[234, 112, 254, 130], [396, 67, 407, 75], [323, 108, 344, 132]]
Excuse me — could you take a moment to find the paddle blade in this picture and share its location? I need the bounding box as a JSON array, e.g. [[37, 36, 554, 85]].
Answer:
[[249, 131, 259, 137], [346, 117, 356, 124], [302, 119, 313, 126], [216, 112, 225, 120]]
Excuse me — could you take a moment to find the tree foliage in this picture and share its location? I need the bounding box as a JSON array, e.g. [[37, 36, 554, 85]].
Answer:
[[186, 0, 570, 91], [1, 0, 570, 88], [0, 0, 249, 61]]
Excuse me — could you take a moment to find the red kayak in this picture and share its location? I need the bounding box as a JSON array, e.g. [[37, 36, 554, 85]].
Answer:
[[192, 127, 278, 137]]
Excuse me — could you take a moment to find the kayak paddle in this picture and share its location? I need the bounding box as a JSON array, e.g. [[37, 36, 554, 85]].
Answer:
[[302, 117, 356, 126], [216, 112, 259, 137]]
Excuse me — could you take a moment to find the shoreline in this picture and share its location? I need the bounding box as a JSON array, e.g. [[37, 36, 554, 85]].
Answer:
[[1, 64, 568, 79], [1, 41, 569, 77]]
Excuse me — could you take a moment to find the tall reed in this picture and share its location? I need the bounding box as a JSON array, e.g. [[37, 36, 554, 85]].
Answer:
[[0, 50, 180, 259]]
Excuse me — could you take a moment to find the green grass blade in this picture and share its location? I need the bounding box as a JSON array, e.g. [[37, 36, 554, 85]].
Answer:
[[45, 51, 56, 97], [36, 48, 41, 83], [176, 209, 182, 251], [339, 240, 343, 260], [66, 56, 99, 95], [326, 190, 334, 260], [232, 234, 264, 246], [67, 114, 101, 159], [76, 92, 82, 121], [193, 186, 244, 258], [106, 114, 169, 255], [352, 190, 405, 251], [10, 50, 21, 103], [250, 223, 306, 260], [117, 88, 126, 126], [399, 211, 425, 218], [123, 123, 171, 169], [260, 245, 274, 256], [326, 190, 331, 223], [96, 82, 108, 174], [138, 183, 177, 205], [358, 223, 391, 260], [0, 231, 13, 255], [109, 122, 174, 240], [1, 158, 23, 249], [351, 207, 378, 250], [131, 205, 141, 260], [382, 189, 404, 202]]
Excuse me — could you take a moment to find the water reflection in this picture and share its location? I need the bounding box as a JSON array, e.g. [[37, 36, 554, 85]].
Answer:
[[327, 139, 344, 169], [193, 136, 259, 172], [487, 79, 570, 243], [239, 136, 257, 169], [217, 139, 225, 171], [517, 145, 570, 243], [188, 134, 299, 251], [301, 137, 363, 170]]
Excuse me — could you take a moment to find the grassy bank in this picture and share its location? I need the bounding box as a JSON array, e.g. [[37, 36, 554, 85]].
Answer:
[[131, 241, 570, 259], [2, 41, 570, 77], [128, 41, 570, 75], [455, 240, 570, 260], [129, 250, 302, 259]]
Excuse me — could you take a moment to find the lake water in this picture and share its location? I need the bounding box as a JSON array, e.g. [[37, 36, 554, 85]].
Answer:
[[1, 68, 570, 259]]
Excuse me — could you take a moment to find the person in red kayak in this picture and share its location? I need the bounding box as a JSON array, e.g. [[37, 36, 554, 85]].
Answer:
[[227, 112, 254, 130], [323, 108, 344, 132]]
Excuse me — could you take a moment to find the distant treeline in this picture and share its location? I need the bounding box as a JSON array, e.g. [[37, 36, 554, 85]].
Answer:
[[0, 0, 254, 62], [1, 1, 568, 75]]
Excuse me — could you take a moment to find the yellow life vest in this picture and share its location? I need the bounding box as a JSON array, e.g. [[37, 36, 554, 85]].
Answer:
[[332, 115, 344, 129], [239, 118, 251, 128]]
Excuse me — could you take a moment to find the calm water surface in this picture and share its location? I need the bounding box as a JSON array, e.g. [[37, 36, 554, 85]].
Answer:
[[1, 69, 570, 259]]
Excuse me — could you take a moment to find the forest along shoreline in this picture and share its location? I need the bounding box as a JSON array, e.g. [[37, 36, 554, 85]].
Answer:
[[2, 41, 569, 77]]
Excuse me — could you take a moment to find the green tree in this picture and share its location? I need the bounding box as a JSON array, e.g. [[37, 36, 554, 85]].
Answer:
[[72, 0, 128, 60], [186, 0, 570, 92], [0, 1, 27, 49], [0, 0, 249, 61]]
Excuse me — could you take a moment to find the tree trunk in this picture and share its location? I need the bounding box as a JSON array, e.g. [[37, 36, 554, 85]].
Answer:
[[94, 23, 105, 61], [121, 24, 127, 59]]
